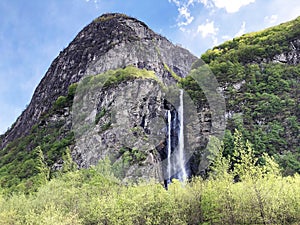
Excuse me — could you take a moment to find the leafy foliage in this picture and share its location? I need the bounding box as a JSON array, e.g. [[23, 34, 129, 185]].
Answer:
[[0, 153, 299, 225], [193, 17, 300, 175], [202, 16, 300, 65], [163, 63, 182, 81], [95, 108, 106, 124], [78, 66, 160, 94], [0, 83, 77, 193], [53, 82, 78, 110]]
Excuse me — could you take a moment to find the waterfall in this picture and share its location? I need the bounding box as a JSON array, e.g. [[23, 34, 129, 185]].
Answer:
[[167, 110, 172, 184], [165, 89, 188, 188], [177, 89, 187, 181]]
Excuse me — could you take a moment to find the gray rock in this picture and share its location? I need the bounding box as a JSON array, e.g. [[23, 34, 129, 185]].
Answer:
[[1, 13, 197, 149], [273, 39, 300, 65], [1, 13, 206, 182]]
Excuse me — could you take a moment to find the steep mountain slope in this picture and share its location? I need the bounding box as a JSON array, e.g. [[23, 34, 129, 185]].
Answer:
[[1, 13, 196, 149], [188, 16, 300, 175], [0, 13, 198, 192]]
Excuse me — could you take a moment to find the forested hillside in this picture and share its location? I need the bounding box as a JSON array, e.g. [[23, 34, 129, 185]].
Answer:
[[187, 16, 300, 175]]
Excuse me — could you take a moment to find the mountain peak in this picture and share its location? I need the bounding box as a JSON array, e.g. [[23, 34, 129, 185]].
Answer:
[[74, 12, 157, 48], [94, 13, 147, 26], [1, 13, 197, 148]]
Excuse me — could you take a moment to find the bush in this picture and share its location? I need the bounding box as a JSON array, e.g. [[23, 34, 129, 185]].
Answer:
[[53, 96, 67, 110], [0, 154, 299, 224]]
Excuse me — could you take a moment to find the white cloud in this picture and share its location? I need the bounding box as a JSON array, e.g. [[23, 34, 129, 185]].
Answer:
[[84, 0, 100, 8], [169, 0, 200, 27], [235, 21, 246, 37], [212, 36, 218, 46], [168, 0, 181, 7], [264, 15, 278, 24], [199, 0, 208, 5], [178, 6, 194, 26], [222, 35, 232, 40], [198, 0, 214, 8], [268, 0, 300, 24], [169, 0, 256, 28], [197, 20, 219, 38], [208, 0, 256, 13]]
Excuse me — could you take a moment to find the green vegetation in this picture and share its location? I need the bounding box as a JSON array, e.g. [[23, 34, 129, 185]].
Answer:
[[0, 83, 78, 193], [179, 75, 207, 110], [95, 108, 106, 125], [163, 63, 182, 81], [0, 66, 160, 193], [62, 147, 77, 173], [100, 121, 111, 132], [101, 66, 156, 87], [185, 16, 300, 175], [120, 147, 147, 165], [94, 13, 130, 23], [201, 17, 300, 64], [0, 132, 299, 224], [54, 83, 78, 110], [78, 66, 160, 93], [0, 122, 74, 193], [53, 96, 67, 110]]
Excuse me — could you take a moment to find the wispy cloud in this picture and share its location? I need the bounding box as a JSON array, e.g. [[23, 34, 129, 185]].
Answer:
[[264, 15, 278, 24], [197, 19, 218, 38], [196, 19, 219, 46], [203, 0, 256, 13], [84, 0, 100, 9], [168, 0, 198, 27], [193, 0, 256, 13], [178, 6, 194, 26], [85, 0, 99, 3], [168, 0, 257, 37], [235, 21, 246, 37]]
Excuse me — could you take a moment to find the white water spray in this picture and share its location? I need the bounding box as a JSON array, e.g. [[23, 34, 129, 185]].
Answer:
[[165, 89, 188, 188], [167, 110, 172, 183], [178, 89, 187, 181]]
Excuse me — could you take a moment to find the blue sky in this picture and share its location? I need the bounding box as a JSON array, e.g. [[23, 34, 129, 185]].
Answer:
[[0, 0, 299, 134]]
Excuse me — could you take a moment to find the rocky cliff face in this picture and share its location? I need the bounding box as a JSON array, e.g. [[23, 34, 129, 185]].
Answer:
[[1, 13, 197, 149], [69, 69, 204, 181], [1, 13, 203, 185], [272, 39, 300, 64]]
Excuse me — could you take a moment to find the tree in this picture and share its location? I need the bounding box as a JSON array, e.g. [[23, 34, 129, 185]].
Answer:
[[23, 146, 50, 193], [207, 136, 231, 180], [62, 147, 77, 173]]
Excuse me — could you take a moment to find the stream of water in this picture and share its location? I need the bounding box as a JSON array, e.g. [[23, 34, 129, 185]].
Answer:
[[165, 89, 187, 188]]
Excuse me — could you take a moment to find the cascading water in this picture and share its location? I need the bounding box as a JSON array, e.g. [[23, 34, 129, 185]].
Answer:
[[164, 89, 188, 188], [167, 110, 172, 184], [177, 89, 187, 181]]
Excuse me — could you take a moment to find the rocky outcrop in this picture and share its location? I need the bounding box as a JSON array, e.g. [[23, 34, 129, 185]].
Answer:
[[73, 79, 165, 179], [1, 13, 197, 149], [71, 74, 204, 181], [273, 39, 300, 64]]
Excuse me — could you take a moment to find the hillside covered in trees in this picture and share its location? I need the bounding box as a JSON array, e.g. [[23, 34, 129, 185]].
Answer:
[[189, 16, 300, 176]]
